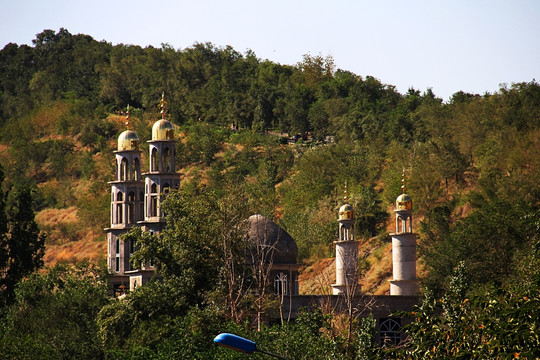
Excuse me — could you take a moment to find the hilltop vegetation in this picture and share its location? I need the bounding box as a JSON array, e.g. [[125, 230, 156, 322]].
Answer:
[[0, 28, 539, 358]]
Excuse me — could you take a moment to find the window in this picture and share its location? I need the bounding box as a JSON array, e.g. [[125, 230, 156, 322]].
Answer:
[[133, 158, 140, 180], [116, 204, 123, 224], [151, 148, 158, 172], [163, 147, 171, 172], [120, 158, 128, 180], [139, 191, 144, 220], [127, 192, 135, 224], [115, 239, 120, 272], [274, 273, 288, 296], [150, 184, 158, 216], [379, 318, 401, 346], [151, 196, 158, 217]]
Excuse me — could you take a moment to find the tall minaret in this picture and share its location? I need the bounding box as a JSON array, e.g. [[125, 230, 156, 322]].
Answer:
[[106, 105, 145, 276], [389, 171, 419, 296], [140, 93, 179, 234], [332, 185, 360, 295]]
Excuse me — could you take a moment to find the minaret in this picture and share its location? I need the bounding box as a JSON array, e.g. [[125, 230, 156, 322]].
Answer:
[[140, 93, 179, 234], [106, 105, 144, 277], [332, 185, 360, 295], [389, 171, 419, 296]]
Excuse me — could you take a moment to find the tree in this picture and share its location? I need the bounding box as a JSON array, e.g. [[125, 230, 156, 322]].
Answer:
[[0, 183, 46, 306], [394, 254, 540, 359], [0, 263, 108, 359]]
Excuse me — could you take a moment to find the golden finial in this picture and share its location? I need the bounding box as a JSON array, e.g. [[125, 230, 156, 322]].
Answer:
[[160, 92, 167, 119], [401, 169, 407, 194], [125, 104, 131, 128], [344, 182, 349, 203]]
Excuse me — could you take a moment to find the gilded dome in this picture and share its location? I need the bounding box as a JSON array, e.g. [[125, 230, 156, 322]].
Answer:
[[117, 130, 140, 151], [396, 193, 413, 210], [338, 204, 354, 220], [152, 119, 174, 140]]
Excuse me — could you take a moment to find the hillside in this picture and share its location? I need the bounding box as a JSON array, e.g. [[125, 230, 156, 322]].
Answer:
[[0, 29, 538, 297]]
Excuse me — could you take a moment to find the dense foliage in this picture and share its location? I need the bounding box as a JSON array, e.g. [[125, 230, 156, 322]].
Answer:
[[0, 166, 46, 307], [0, 28, 539, 358]]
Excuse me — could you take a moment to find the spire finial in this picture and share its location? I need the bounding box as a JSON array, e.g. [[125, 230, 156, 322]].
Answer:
[[160, 92, 167, 119], [125, 104, 131, 128], [401, 168, 407, 194], [344, 181, 349, 203]]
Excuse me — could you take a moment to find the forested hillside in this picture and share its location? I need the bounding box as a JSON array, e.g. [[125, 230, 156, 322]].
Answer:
[[0, 28, 539, 358]]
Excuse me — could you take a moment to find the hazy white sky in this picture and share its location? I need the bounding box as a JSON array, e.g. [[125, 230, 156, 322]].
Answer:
[[1, 0, 539, 101]]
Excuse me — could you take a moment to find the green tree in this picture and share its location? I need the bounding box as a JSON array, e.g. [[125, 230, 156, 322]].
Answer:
[[0, 263, 108, 359], [0, 184, 46, 306]]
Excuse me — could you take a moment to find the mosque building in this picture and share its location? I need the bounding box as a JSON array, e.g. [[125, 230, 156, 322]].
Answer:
[[105, 95, 419, 342]]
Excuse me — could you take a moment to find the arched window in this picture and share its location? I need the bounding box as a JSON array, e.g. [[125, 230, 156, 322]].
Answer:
[[162, 147, 171, 172], [139, 191, 144, 221], [379, 318, 401, 346], [127, 192, 135, 224], [150, 184, 158, 217], [116, 192, 123, 224], [115, 238, 120, 272], [274, 273, 288, 296], [120, 158, 128, 181], [151, 195, 158, 217], [151, 147, 158, 172], [133, 158, 140, 181]]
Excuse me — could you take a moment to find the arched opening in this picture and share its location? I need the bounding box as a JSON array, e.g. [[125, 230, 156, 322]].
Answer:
[[150, 183, 158, 217], [116, 192, 123, 224], [151, 147, 158, 172], [139, 191, 144, 220], [120, 158, 128, 181], [162, 147, 171, 172], [115, 238, 120, 272], [128, 192, 135, 224], [379, 318, 401, 346], [133, 158, 140, 181]]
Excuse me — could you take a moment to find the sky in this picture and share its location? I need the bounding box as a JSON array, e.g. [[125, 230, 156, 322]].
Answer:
[[1, 0, 539, 101]]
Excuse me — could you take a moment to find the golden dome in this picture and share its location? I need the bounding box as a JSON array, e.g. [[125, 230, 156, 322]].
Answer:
[[396, 193, 412, 210], [338, 204, 354, 220], [152, 119, 174, 140], [117, 130, 140, 151]]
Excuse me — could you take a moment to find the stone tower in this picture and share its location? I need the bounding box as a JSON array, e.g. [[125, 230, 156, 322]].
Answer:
[[389, 172, 419, 296], [139, 93, 179, 234], [332, 187, 359, 295], [106, 95, 180, 296], [106, 106, 145, 292]]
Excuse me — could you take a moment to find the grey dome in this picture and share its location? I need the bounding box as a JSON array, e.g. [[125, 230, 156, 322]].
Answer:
[[246, 214, 298, 265]]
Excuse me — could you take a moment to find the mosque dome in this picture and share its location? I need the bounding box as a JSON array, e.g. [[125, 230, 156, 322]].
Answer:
[[396, 193, 413, 210], [338, 204, 354, 220], [246, 214, 298, 265], [117, 130, 140, 151], [152, 119, 175, 140]]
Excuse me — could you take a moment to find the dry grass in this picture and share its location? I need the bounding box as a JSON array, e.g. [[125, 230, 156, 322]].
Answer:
[[36, 206, 106, 266], [36, 206, 78, 226], [299, 258, 335, 295], [44, 238, 106, 266]]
